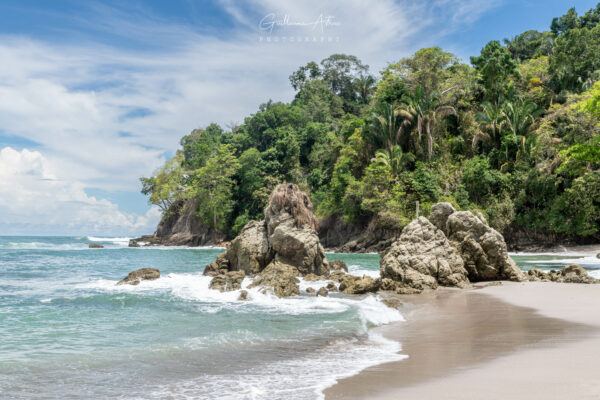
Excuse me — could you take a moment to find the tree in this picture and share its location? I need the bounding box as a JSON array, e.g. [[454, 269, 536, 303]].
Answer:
[[503, 30, 554, 62], [140, 154, 184, 213], [473, 101, 505, 151], [551, 7, 580, 35], [190, 145, 240, 229], [364, 103, 410, 157], [180, 124, 223, 169], [471, 41, 519, 102], [401, 86, 457, 160], [374, 145, 414, 177]]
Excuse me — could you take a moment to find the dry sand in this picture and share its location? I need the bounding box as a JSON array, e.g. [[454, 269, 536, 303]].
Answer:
[[325, 282, 600, 400]]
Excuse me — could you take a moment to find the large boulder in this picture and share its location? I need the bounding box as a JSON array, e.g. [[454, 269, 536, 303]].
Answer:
[[445, 211, 524, 282], [117, 268, 160, 285], [204, 184, 329, 282], [226, 220, 270, 275], [248, 261, 300, 297], [428, 202, 456, 236], [380, 217, 469, 291]]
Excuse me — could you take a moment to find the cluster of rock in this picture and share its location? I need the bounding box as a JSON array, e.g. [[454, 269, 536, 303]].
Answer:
[[203, 184, 380, 298], [528, 264, 598, 284], [381, 203, 526, 293]]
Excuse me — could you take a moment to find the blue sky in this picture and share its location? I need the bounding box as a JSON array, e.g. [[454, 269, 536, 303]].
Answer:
[[0, 0, 597, 235]]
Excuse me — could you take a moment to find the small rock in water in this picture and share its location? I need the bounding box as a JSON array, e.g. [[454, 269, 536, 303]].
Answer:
[[89, 243, 104, 248], [596, 253, 600, 259], [306, 287, 316, 294], [117, 268, 160, 285], [128, 239, 140, 248], [326, 281, 338, 292], [238, 290, 248, 301], [316, 287, 328, 297], [329, 259, 348, 273], [209, 271, 245, 292]]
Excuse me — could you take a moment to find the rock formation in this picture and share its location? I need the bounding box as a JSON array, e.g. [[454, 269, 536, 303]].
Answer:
[[205, 184, 328, 296], [132, 199, 226, 246], [247, 261, 300, 297], [444, 207, 524, 282], [528, 264, 598, 284], [117, 268, 160, 285], [380, 217, 469, 293], [89, 243, 104, 248]]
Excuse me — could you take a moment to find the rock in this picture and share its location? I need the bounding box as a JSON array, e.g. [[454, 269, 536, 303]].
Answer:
[[329, 259, 348, 272], [395, 285, 423, 295], [248, 261, 300, 298], [89, 243, 104, 248], [238, 290, 248, 300], [209, 270, 245, 292], [128, 239, 140, 247], [329, 270, 347, 283], [380, 217, 469, 291], [560, 264, 596, 284], [316, 287, 328, 297], [428, 202, 456, 236], [202, 184, 329, 278], [340, 275, 380, 294], [380, 278, 398, 291], [203, 252, 230, 276], [306, 287, 316, 294], [304, 274, 322, 282], [596, 253, 600, 259], [226, 220, 269, 275], [528, 268, 550, 282], [117, 268, 160, 285], [326, 281, 338, 292], [446, 211, 525, 282]]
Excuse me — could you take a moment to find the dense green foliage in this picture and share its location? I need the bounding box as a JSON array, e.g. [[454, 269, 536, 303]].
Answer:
[[142, 5, 600, 242]]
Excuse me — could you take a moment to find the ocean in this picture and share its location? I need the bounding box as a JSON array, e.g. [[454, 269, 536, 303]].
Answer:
[[1, 236, 599, 399]]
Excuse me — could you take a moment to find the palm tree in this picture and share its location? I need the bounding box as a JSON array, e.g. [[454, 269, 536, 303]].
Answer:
[[400, 86, 456, 161], [472, 101, 505, 151], [500, 98, 542, 163], [374, 145, 415, 176], [365, 103, 411, 158], [356, 74, 377, 104]]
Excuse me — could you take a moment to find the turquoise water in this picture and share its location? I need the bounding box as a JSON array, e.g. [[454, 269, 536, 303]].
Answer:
[[2, 237, 598, 399], [0, 236, 403, 400]]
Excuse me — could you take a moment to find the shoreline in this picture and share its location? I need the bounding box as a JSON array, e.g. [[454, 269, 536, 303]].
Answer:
[[325, 282, 600, 399]]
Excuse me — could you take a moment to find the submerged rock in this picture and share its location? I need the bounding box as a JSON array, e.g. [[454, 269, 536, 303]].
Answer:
[[209, 270, 245, 292], [380, 217, 469, 291], [326, 281, 338, 292], [117, 268, 160, 285], [316, 287, 328, 297], [248, 261, 300, 298], [306, 287, 316, 294], [89, 243, 104, 248], [238, 290, 249, 301]]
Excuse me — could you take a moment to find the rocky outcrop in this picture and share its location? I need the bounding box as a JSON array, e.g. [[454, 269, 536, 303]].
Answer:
[[117, 268, 160, 285], [445, 209, 525, 282], [248, 261, 300, 297], [316, 287, 328, 297], [528, 264, 598, 284], [133, 199, 226, 247], [380, 217, 469, 292], [225, 220, 270, 275], [89, 243, 104, 248], [329, 259, 348, 272], [209, 270, 245, 292], [204, 184, 329, 297]]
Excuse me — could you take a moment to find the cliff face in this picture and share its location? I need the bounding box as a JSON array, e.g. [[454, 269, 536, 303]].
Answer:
[[136, 199, 226, 246], [318, 214, 401, 253]]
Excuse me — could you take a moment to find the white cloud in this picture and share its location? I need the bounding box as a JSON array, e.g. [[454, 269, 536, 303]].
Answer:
[[0, 0, 501, 234], [0, 147, 161, 235]]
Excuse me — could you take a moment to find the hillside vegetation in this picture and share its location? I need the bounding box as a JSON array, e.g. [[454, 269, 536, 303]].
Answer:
[[141, 5, 600, 245]]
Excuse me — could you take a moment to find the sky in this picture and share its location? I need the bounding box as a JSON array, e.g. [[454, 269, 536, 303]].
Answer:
[[0, 0, 598, 236]]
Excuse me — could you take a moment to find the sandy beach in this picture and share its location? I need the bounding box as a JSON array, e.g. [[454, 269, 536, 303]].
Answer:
[[325, 282, 600, 400]]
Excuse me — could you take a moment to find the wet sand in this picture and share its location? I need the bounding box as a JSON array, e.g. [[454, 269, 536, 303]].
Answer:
[[325, 282, 600, 400]]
